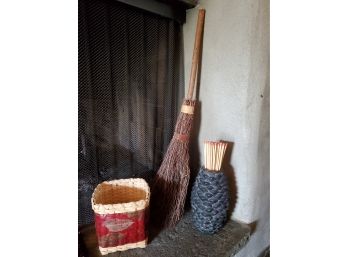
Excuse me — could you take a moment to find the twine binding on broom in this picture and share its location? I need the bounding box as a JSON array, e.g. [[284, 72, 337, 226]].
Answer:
[[181, 104, 194, 114], [174, 132, 189, 142]]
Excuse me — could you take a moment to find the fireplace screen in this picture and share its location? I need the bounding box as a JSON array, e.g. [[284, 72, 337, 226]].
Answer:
[[79, 0, 184, 225]]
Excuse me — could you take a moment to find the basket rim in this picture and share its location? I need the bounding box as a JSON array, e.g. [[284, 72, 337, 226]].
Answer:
[[201, 167, 224, 176], [91, 178, 150, 214]]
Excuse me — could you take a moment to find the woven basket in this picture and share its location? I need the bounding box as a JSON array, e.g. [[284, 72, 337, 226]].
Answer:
[[91, 178, 150, 255], [191, 167, 229, 234]]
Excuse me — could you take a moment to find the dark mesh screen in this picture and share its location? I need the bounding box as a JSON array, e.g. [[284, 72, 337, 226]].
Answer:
[[79, 0, 184, 225]]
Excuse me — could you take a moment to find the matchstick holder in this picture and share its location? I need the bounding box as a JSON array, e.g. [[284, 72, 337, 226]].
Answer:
[[191, 167, 229, 234]]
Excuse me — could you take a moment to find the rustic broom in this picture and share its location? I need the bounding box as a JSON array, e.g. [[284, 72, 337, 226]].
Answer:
[[151, 9, 206, 228]]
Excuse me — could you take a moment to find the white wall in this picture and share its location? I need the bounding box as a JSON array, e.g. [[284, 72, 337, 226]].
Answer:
[[183, 0, 269, 256]]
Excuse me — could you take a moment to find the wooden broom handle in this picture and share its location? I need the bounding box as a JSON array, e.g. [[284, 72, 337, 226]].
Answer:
[[187, 9, 205, 100]]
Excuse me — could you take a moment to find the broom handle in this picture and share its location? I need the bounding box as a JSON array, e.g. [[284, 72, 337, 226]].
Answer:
[[187, 9, 205, 100]]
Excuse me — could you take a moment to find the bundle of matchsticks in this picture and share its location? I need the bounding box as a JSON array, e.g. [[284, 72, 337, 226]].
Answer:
[[204, 141, 228, 171]]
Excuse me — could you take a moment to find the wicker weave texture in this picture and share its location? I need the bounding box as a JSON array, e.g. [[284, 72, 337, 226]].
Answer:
[[91, 178, 150, 253], [99, 239, 147, 255], [92, 178, 150, 214], [191, 167, 229, 234]]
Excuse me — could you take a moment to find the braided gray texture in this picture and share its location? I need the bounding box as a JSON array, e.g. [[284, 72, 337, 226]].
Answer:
[[191, 167, 229, 234]]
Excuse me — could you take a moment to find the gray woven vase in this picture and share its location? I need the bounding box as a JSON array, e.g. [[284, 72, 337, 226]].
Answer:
[[191, 167, 229, 234]]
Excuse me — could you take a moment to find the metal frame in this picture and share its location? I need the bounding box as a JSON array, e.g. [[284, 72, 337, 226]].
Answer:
[[114, 0, 195, 23]]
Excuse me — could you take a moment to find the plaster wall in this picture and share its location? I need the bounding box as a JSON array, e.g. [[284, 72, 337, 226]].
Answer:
[[183, 0, 270, 256]]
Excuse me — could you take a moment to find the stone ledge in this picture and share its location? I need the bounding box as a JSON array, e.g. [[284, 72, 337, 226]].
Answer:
[[79, 212, 250, 257]]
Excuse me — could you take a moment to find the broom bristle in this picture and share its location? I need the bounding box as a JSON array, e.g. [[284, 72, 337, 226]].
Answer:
[[151, 99, 195, 228]]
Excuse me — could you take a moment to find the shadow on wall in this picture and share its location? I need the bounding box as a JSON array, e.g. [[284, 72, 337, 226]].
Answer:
[[185, 18, 205, 209], [221, 141, 238, 218], [186, 99, 202, 209], [222, 142, 260, 235], [258, 246, 270, 257]]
